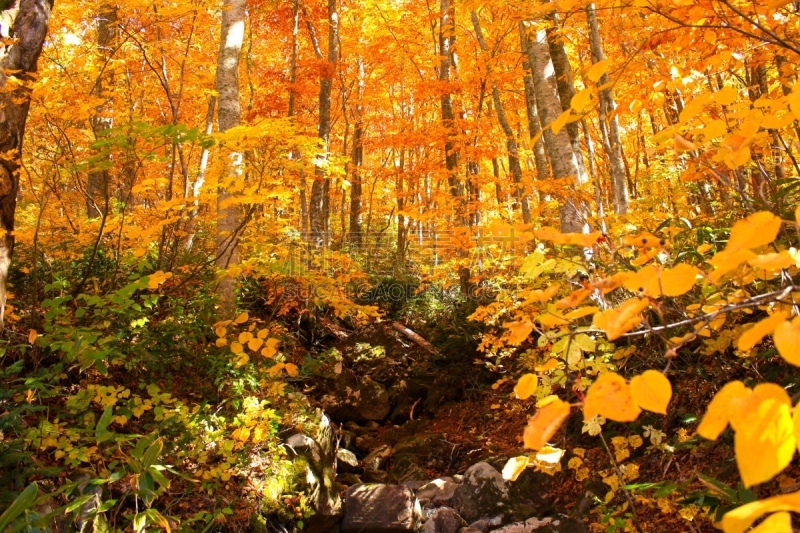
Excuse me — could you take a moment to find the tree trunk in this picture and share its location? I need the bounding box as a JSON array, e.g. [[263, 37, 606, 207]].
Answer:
[[439, 0, 461, 203], [519, 22, 550, 201], [215, 0, 246, 319], [546, 22, 589, 185], [86, 3, 117, 219], [309, 0, 338, 248], [586, 3, 629, 214], [472, 12, 529, 224], [0, 0, 53, 330], [523, 22, 587, 233], [349, 58, 364, 246]]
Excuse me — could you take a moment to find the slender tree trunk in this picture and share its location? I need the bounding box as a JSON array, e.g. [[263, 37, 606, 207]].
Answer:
[[0, 0, 53, 330], [472, 12, 529, 224], [439, 0, 461, 204], [86, 4, 117, 218], [350, 58, 364, 246], [546, 22, 589, 186], [288, 0, 308, 240], [523, 22, 587, 233], [519, 22, 550, 202], [215, 0, 246, 319], [184, 96, 216, 251], [586, 3, 628, 214], [309, 0, 338, 247]]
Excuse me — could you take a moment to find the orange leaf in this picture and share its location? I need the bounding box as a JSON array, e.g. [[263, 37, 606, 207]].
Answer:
[[523, 398, 571, 451]]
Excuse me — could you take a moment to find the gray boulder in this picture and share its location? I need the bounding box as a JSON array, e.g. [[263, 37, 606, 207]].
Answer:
[[342, 484, 422, 533], [489, 516, 588, 533], [452, 462, 509, 522], [321, 375, 390, 422], [416, 477, 459, 505], [422, 507, 467, 533]]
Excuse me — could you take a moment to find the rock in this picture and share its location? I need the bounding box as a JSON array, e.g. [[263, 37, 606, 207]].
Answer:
[[363, 444, 392, 470], [451, 462, 509, 523], [389, 453, 428, 483], [364, 468, 390, 483], [356, 435, 378, 453], [422, 507, 466, 533], [388, 377, 431, 424], [466, 516, 503, 533], [342, 484, 422, 533], [365, 420, 382, 431], [460, 529, 484, 533], [345, 421, 371, 436], [336, 473, 363, 487], [283, 415, 343, 533], [339, 429, 358, 449], [322, 374, 390, 423], [489, 516, 588, 533], [416, 477, 459, 505], [337, 448, 359, 473], [403, 480, 428, 492]]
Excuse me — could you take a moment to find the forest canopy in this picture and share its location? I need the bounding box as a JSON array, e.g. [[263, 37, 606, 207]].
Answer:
[[2, 0, 800, 530]]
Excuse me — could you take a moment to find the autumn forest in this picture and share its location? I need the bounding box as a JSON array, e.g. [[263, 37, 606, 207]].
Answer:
[[3, 0, 800, 530]]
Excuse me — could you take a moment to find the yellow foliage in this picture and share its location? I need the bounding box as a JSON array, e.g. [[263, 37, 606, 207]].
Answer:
[[697, 380, 749, 440], [734, 399, 795, 487], [523, 398, 571, 450], [514, 374, 539, 400], [774, 317, 800, 366], [737, 311, 790, 351], [592, 298, 649, 340], [583, 372, 641, 422], [630, 370, 672, 414]]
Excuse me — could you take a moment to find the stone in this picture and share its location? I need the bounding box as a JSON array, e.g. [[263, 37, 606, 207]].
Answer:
[[321, 375, 390, 423], [460, 529, 484, 533], [356, 435, 378, 453], [342, 484, 422, 533], [283, 415, 343, 533], [451, 462, 509, 522], [416, 477, 459, 505], [364, 468, 390, 483], [403, 480, 428, 492], [422, 507, 466, 533], [337, 448, 359, 473], [466, 516, 503, 533], [363, 444, 392, 470], [389, 453, 428, 483], [488, 516, 588, 533], [336, 473, 363, 487]]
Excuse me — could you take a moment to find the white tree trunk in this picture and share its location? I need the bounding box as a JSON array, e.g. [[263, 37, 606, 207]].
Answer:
[[523, 23, 587, 233], [215, 0, 245, 319]]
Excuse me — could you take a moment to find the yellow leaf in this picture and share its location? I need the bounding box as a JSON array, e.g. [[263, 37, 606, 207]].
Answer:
[[704, 30, 717, 45], [523, 398, 571, 450], [749, 512, 791, 533], [727, 211, 782, 254], [737, 311, 790, 351], [234, 311, 249, 324], [714, 86, 739, 106], [285, 363, 299, 377], [673, 133, 697, 152], [571, 88, 592, 112], [623, 264, 699, 298], [730, 383, 792, 431], [630, 370, 672, 414], [790, 86, 800, 120], [621, 231, 665, 248], [238, 331, 254, 344], [722, 491, 800, 533], [734, 399, 795, 487], [583, 372, 642, 422], [697, 380, 749, 440], [514, 374, 539, 400], [709, 248, 757, 283], [248, 337, 264, 351], [587, 59, 610, 82], [28, 329, 37, 344], [593, 298, 650, 340], [535, 359, 560, 372], [230, 341, 244, 354], [215, 326, 227, 338], [564, 306, 600, 320], [505, 318, 534, 345], [795, 205, 800, 226], [215, 338, 227, 347], [592, 272, 632, 294], [502, 456, 530, 481], [775, 317, 800, 366], [748, 251, 795, 270], [555, 288, 592, 309]]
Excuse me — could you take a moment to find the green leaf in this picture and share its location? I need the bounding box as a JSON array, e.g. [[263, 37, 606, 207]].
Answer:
[[0, 483, 38, 531]]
